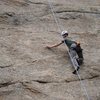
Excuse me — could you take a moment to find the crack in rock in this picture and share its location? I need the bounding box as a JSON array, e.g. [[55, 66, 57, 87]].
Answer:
[[59, 14, 82, 20], [87, 75, 100, 80], [21, 82, 68, 100], [24, 0, 47, 5], [22, 82, 47, 96], [65, 75, 100, 83], [31, 75, 100, 84], [4, 12, 15, 17], [23, 75, 100, 86], [0, 81, 19, 88], [0, 12, 29, 25], [3, 0, 29, 7], [56, 10, 100, 14], [33, 80, 50, 84], [0, 64, 12, 68]]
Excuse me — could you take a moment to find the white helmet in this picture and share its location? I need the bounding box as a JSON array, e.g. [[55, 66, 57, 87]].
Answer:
[[61, 31, 68, 36]]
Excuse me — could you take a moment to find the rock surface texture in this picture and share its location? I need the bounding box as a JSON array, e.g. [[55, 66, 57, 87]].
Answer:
[[0, 0, 100, 100]]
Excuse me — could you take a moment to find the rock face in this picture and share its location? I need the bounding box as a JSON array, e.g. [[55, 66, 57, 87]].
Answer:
[[0, 0, 100, 100]]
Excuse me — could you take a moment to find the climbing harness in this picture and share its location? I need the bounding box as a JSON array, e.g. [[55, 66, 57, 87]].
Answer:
[[46, 0, 91, 100]]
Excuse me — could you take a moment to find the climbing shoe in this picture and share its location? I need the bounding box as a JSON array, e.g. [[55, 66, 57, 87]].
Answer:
[[72, 70, 77, 74]]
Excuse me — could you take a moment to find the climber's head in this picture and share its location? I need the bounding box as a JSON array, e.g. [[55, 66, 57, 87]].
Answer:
[[61, 31, 68, 38]]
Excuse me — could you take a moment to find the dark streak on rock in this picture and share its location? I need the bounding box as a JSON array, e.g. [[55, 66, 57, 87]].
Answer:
[[65, 75, 100, 83], [59, 14, 82, 20], [22, 82, 47, 96], [0, 81, 18, 88], [32, 60, 37, 63], [24, 0, 47, 5], [87, 75, 100, 80], [0, 64, 12, 68], [34, 80, 49, 84], [56, 10, 100, 14], [4, 12, 15, 17]]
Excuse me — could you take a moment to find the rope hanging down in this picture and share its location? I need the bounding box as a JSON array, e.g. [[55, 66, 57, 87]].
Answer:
[[47, 0, 64, 33], [46, 0, 91, 100]]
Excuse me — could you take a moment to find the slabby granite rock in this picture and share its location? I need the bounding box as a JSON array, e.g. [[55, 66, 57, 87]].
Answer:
[[0, 55, 13, 68], [0, 0, 100, 100]]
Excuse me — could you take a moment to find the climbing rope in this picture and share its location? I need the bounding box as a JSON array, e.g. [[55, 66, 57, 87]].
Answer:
[[47, 0, 64, 33], [46, 0, 91, 100]]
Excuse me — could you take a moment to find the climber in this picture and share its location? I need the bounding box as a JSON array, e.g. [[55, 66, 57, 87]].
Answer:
[[46, 31, 84, 74]]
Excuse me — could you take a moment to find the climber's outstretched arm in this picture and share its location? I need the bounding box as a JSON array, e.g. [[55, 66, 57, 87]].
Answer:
[[46, 42, 63, 49]]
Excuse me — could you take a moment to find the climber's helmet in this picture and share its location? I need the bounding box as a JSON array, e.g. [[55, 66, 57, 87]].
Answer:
[[61, 31, 68, 37]]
